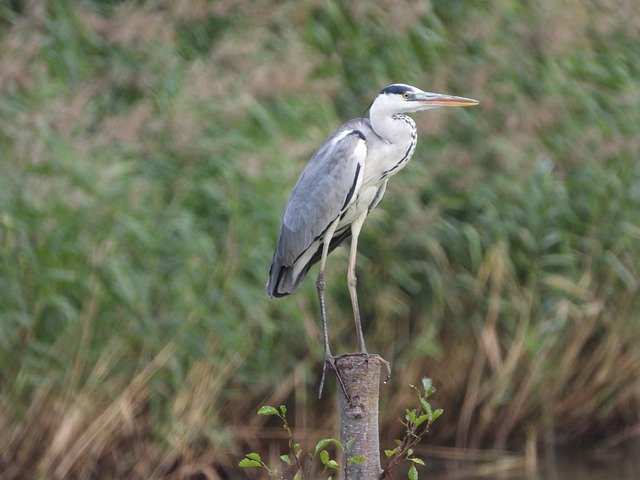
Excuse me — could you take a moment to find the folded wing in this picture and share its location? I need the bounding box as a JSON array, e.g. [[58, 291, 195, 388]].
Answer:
[[267, 124, 367, 297]]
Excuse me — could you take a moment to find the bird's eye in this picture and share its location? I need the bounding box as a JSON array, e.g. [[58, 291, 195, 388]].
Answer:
[[402, 92, 410, 99]]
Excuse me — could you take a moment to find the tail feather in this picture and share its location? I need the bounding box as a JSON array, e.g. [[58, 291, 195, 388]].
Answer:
[[266, 227, 352, 298], [266, 262, 311, 298]]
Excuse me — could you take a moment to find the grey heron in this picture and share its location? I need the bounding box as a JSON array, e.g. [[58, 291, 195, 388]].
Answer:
[[267, 84, 478, 388]]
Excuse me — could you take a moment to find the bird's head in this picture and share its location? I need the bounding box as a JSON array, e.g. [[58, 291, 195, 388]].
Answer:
[[372, 84, 478, 115]]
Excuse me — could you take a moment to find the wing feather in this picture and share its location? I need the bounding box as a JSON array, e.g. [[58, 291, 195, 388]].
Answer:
[[267, 123, 367, 296]]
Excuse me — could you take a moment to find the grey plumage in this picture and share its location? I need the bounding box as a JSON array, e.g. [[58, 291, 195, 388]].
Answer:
[[266, 84, 478, 364], [267, 122, 369, 297]]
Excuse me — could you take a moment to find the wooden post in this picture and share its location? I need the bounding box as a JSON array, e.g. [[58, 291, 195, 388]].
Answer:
[[334, 353, 388, 480]]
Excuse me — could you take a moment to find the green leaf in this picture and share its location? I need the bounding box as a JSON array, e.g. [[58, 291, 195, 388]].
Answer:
[[326, 459, 339, 469], [408, 463, 418, 480], [407, 448, 414, 456], [315, 439, 330, 454], [345, 437, 356, 451], [420, 399, 432, 416], [315, 438, 344, 454], [245, 452, 262, 462], [415, 414, 430, 427], [239, 459, 262, 468], [405, 409, 416, 423], [320, 449, 339, 469], [410, 457, 426, 465], [421, 378, 436, 397], [384, 448, 397, 458], [330, 438, 346, 452], [280, 405, 287, 415], [280, 454, 291, 465], [258, 405, 279, 416], [348, 455, 366, 464], [430, 409, 443, 421], [421, 377, 433, 392], [294, 471, 302, 480]]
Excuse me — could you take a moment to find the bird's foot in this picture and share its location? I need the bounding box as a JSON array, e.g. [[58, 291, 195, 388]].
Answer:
[[318, 354, 349, 400], [378, 356, 392, 383], [349, 352, 392, 382], [318, 353, 392, 399]]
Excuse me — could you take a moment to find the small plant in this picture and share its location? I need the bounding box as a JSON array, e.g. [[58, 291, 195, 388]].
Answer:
[[239, 405, 363, 479], [241, 379, 441, 480], [382, 378, 443, 479]]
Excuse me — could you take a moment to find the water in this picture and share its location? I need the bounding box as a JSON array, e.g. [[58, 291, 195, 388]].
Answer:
[[540, 450, 639, 480], [424, 448, 639, 480]]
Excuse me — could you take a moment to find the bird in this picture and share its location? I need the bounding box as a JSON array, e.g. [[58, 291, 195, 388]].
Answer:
[[267, 84, 478, 392]]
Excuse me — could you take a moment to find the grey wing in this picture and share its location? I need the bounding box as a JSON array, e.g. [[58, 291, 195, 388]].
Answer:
[[267, 127, 367, 297]]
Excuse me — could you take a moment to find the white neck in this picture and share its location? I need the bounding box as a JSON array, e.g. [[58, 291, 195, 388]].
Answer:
[[369, 104, 416, 144]]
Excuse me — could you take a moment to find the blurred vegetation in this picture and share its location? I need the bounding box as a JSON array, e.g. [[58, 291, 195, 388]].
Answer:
[[0, 0, 639, 478]]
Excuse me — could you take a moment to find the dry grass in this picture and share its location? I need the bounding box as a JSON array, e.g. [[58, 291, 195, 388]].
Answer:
[[0, 0, 639, 478]]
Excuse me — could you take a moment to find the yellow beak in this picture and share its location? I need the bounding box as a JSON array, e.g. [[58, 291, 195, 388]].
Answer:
[[413, 92, 479, 107]]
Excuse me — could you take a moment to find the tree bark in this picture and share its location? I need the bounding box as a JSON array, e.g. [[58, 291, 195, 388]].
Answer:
[[335, 353, 387, 480]]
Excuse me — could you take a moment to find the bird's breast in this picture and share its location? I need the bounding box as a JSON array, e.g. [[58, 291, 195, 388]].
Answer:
[[360, 117, 416, 183], [337, 184, 383, 228]]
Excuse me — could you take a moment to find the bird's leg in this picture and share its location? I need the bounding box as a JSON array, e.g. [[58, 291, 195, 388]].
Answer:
[[348, 214, 368, 354], [316, 217, 348, 399], [318, 270, 347, 399], [316, 270, 331, 362], [317, 217, 340, 359]]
